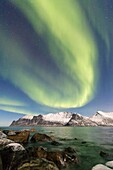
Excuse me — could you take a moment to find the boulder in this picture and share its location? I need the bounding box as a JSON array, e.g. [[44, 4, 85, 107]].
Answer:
[[92, 164, 112, 170], [47, 150, 78, 168], [0, 155, 3, 170], [0, 131, 7, 139], [51, 141, 61, 146], [106, 161, 113, 168], [1, 143, 28, 170], [8, 131, 16, 136], [3, 130, 16, 136], [7, 131, 30, 144], [5, 143, 25, 151], [17, 158, 59, 170], [100, 151, 113, 160], [64, 147, 76, 154], [0, 139, 14, 149], [35, 146, 47, 158], [30, 133, 53, 142]]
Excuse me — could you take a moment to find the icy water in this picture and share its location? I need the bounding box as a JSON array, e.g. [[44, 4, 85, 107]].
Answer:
[[1, 126, 113, 170]]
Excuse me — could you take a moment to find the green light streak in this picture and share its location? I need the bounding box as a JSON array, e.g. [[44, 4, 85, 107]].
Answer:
[[4, 0, 99, 108]]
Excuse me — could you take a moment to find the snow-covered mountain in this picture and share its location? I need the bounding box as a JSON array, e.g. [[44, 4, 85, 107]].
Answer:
[[10, 112, 73, 126], [90, 111, 113, 126], [10, 111, 113, 126]]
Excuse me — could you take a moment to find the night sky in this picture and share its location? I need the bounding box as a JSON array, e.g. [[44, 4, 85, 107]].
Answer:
[[0, 0, 113, 125]]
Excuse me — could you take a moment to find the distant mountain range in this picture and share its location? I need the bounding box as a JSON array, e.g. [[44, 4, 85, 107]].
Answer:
[[10, 111, 113, 126]]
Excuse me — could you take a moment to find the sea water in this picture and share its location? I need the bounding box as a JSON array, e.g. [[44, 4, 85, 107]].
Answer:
[[1, 126, 113, 170]]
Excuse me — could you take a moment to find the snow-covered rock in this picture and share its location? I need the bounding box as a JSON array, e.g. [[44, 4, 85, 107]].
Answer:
[[7, 131, 16, 136], [5, 143, 25, 151], [0, 131, 7, 139], [0, 139, 14, 148], [106, 161, 113, 168], [92, 164, 112, 170]]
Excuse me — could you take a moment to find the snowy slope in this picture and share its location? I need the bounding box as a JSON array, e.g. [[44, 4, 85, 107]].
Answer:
[[43, 112, 72, 124], [21, 115, 34, 120], [11, 111, 113, 126], [90, 111, 113, 125]]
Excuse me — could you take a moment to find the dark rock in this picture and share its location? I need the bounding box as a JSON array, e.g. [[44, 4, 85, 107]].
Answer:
[[74, 138, 78, 140], [0, 144, 29, 170], [35, 147, 47, 159], [0, 155, 3, 170], [81, 141, 87, 144], [30, 133, 53, 142], [51, 141, 61, 146], [64, 147, 76, 154], [0, 131, 7, 139], [0, 139, 14, 149], [47, 150, 78, 168], [7, 131, 30, 144], [100, 151, 113, 160], [17, 158, 59, 170]]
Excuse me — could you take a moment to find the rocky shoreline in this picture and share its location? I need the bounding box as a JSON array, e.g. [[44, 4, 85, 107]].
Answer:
[[0, 128, 113, 170]]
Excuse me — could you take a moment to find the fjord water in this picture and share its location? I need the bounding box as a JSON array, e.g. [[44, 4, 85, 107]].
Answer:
[[1, 126, 113, 170]]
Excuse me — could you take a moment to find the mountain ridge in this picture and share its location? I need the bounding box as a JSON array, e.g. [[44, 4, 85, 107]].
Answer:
[[10, 111, 113, 126]]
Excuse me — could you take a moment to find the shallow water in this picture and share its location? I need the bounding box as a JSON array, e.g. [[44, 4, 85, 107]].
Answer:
[[1, 126, 113, 170]]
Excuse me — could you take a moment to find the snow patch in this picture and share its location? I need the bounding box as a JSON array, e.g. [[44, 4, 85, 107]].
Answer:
[[21, 115, 34, 120], [5, 143, 25, 151]]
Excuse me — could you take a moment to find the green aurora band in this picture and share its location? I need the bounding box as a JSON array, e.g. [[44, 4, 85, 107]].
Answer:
[[1, 0, 101, 109]]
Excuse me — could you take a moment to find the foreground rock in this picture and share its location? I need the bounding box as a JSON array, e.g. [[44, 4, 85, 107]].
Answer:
[[0, 131, 7, 139], [5, 143, 25, 151], [0, 143, 28, 170], [47, 149, 78, 168], [100, 151, 113, 160], [7, 131, 30, 144], [106, 161, 113, 168], [30, 133, 53, 142], [92, 164, 112, 170], [0, 155, 3, 170], [18, 158, 59, 170], [0, 139, 14, 149], [26, 146, 78, 169]]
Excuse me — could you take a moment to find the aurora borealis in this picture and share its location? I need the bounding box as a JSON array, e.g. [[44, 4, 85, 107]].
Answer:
[[0, 0, 113, 125]]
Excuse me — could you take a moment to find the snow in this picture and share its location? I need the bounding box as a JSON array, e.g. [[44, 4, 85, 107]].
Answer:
[[5, 143, 25, 151], [43, 112, 72, 124], [90, 111, 113, 122], [21, 115, 34, 120]]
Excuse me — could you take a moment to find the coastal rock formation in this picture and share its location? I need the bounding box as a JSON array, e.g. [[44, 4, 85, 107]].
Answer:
[[30, 133, 53, 142], [92, 164, 112, 170], [0, 139, 14, 149], [1, 144, 28, 170], [7, 130, 30, 144], [5, 143, 25, 152], [0, 131, 7, 139], [17, 158, 59, 170]]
